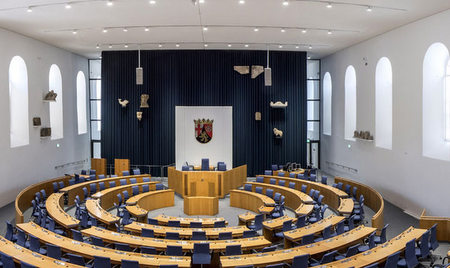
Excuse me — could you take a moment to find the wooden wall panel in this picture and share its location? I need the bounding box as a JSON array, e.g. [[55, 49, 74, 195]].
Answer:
[[91, 158, 107, 177], [114, 159, 130, 176]]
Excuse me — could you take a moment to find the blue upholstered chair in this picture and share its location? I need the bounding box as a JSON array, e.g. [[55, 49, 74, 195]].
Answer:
[[274, 220, 293, 239], [142, 228, 154, 238], [262, 245, 277, 252], [201, 158, 210, 171], [120, 179, 127, 185], [358, 231, 375, 252], [166, 232, 180, 240], [415, 230, 430, 259], [29, 234, 47, 255], [156, 183, 164, 190], [166, 245, 183, 256], [344, 215, 355, 232], [334, 244, 359, 260], [1, 254, 15, 268], [109, 181, 116, 187], [309, 250, 337, 266], [191, 231, 207, 240], [190, 222, 202, 228], [271, 164, 278, 171], [66, 253, 89, 267], [89, 183, 97, 195], [218, 232, 232, 240], [133, 169, 141, 175], [248, 214, 263, 231], [53, 182, 59, 193], [182, 166, 190, 171], [225, 244, 242, 256], [192, 243, 211, 265], [264, 170, 272, 175], [374, 224, 389, 244], [214, 220, 226, 228], [321, 176, 327, 185], [279, 180, 286, 186], [168, 220, 180, 227], [71, 229, 84, 242], [398, 239, 419, 267], [115, 243, 131, 252], [218, 163, 227, 171], [130, 178, 137, 184], [91, 236, 104, 247], [98, 182, 105, 191], [288, 182, 296, 189], [300, 184, 307, 193], [122, 190, 130, 201], [314, 225, 332, 242], [290, 254, 309, 268], [289, 173, 296, 178], [243, 230, 258, 238], [98, 174, 105, 180], [295, 215, 306, 229], [93, 256, 111, 268], [132, 185, 139, 196], [143, 177, 151, 182], [142, 184, 149, 193], [266, 189, 274, 198], [122, 260, 139, 268], [301, 233, 315, 245], [256, 176, 264, 183], [269, 178, 276, 185], [5, 221, 17, 242], [148, 218, 159, 225], [384, 251, 400, 268], [141, 246, 157, 254], [278, 172, 285, 177], [244, 184, 252, 192], [46, 243, 69, 262], [255, 187, 263, 194], [122, 171, 130, 176]]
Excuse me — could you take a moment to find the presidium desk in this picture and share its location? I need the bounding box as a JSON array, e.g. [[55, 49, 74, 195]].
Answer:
[[168, 165, 247, 216]]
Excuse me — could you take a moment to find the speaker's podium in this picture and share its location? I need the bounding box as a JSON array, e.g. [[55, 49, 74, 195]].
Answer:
[[168, 165, 247, 215]]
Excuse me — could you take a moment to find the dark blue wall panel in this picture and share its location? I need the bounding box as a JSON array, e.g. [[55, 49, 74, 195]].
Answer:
[[101, 50, 307, 176]]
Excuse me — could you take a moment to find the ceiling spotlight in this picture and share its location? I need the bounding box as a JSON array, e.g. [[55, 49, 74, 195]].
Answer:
[[176, 44, 180, 47], [158, 44, 163, 48], [282, 0, 289, 6], [96, 44, 100, 49], [204, 44, 208, 47], [307, 56, 311, 59], [72, 30, 77, 34], [244, 44, 249, 48], [278, 45, 283, 48], [295, 45, 299, 49], [239, 0, 245, 4], [203, 27, 208, 31], [65, 3, 72, 9], [326, 2, 332, 8], [102, 28, 108, 33], [199, 0, 205, 3], [327, 30, 332, 35], [253, 28, 259, 32], [107, 0, 113, 6], [123, 28, 128, 32], [144, 27, 150, 32], [108, 44, 112, 48], [308, 45, 312, 49], [281, 28, 286, 33], [149, 0, 156, 4], [301, 29, 307, 34], [228, 44, 232, 47], [124, 44, 128, 48], [366, 6, 372, 12], [26, 6, 33, 12]]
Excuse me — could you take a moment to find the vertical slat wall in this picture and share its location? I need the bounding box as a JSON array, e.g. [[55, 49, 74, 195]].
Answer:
[[101, 50, 307, 176]]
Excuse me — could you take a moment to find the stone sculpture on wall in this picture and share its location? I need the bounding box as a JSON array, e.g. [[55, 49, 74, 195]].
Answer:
[[273, 128, 283, 138], [140, 94, 149, 108], [233, 66, 250, 74], [118, 99, 129, 108], [136, 111, 143, 121], [255, 112, 261, 121], [251, 65, 264, 78], [44, 90, 57, 101]]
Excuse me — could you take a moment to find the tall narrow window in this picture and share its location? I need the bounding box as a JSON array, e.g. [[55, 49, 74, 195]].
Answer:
[[9, 56, 29, 148], [446, 61, 450, 141], [49, 64, 63, 140], [345, 65, 356, 140], [323, 72, 332, 135], [423, 42, 450, 160], [77, 71, 87, 135], [375, 57, 393, 149]]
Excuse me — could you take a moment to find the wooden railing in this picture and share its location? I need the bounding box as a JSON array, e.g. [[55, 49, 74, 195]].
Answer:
[[419, 209, 450, 241]]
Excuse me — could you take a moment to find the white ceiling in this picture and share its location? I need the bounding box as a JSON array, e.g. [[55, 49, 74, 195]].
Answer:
[[0, 0, 449, 59]]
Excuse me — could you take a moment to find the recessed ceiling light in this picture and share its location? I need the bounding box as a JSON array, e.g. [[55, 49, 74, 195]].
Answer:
[[307, 56, 311, 59], [176, 44, 180, 47], [144, 27, 150, 32], [204, 44, 208, 47], [102, 28, 108, 33], [366, 6, 372, 12], [199, 0, 205, 3], [253, 28, 259, 32], [124, 44, 128, 48], [278, 45, 283, 48], [65, 3, 72, 9], [96, 44, 100, 49], [239, 0, 245, 4], [308, 45, 312, 49], [326, 2, 332, 8], [123, 28, 128, 32], [107, 0, 113, 6], [295, 46, 299, 49], [244, 44, 249, 47], [228, 44, 232, 47], [282, 0, 289, 6], [203, 27, 208, 31], [72, 30, 77, 34], [327, 30, 332, 35], [281, 28, 286, 33], [149, 0, 156, 4], [26, 6, 33, 12], [108, 44, 112, 48], [301, 29, 307, 34], [158, 44, 163, 48]]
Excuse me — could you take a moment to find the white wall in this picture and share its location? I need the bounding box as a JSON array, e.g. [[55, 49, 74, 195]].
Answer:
[[321, 9, 450, 217], [175, 106, 232, 170], [0, 28, 90, 208]]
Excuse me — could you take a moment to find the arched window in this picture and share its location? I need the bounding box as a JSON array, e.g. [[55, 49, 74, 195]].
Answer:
[[49, 64, 63, 140], [423, 42, 450, 160], [323, 72, 332, 135], [345, 65, 356, 140], [76, 71, 87, 135], [9, 56, 29, 148], [375, 57, 393, 149]]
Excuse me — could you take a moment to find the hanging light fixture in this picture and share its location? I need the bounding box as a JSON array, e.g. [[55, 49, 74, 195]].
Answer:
[[136, 47, 143, 85], [265, 46, 272, 86]]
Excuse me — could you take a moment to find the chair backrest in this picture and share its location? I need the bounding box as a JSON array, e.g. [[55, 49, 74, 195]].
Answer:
[[279, 180, 286, 186], [142, 184, 149, 192], [132, 185, 139, 196], [166, 245, 183, 256], [17, 229, 27, 247], [156, 183, 164, 190], [120, 179, 127, 185], [308, 189, 315, 197], [201, 158, 210, 171], [46, 243, 62, 260], [194, 243, 210, 254], [383, 251, 400, 268], [255, 186, 263, 194], [148, 218, 158, 225], [288, 182, 296, 189], [90, 169, 96, 175], [69, 178, 75, 185], [346, 244, 360, 257], [264, 170, 272, 175], [404, 239, 419, 267], [289, 173, 296, 178], [367, 231, 376, 249], [115, 242, 131, 252], [262, 245, 277, 252], [345, 184, 352, 194], [93, 256, 111, 268], [321, 176, 327, 185], [283, 220, 293, 231], [90, 183, 97, 194], [225, 244, 242, 256], [109, 181, 116, 187], [168, 220, 180, 227], [117, 193, 123, 205], [254, 214, 264, 227], [98, 174, 105, 179], [133, 169, 141, 175], [29, 234, 41, 252], [256, 176, 264, 183], [352, 186, 357, 198], [380, 224, 389, 243], [244, 184, 252, 192], [323, 225, 332, 239], [82, 187, 89, 199], [72, 229, 83, 242], [166, 232, 180, 240], [91, 236, 104, 247], [142, 228, 154, 238], [265, 264, 284, 268], [214, 220, 226, 228], [298, 173, 305, 180], [337, 182, 343, 189], [218, 163, 227, 171], [301, 185, 307, 193], [122, 190, 129, 200], [243, 230, 257, 238], [347, 214, 355, 230], [336, 220, 345, 235], [130, 178, 137, 184], [278, 172, 285, 177], [53, 182, 59, 193], [429, 223, 439, 250], [313, 190, 320, 200], [274, 192, 281, 203], [182, 166, 190, 171], [419, 230, 430, 258], [320, 250, 337, 264], [122, 210, 132, 225], [190, 222, 202, 228], [192, 231, 207, 240], [296, 215, 306, 228], [317, 195, 324, 205], [67, 253, 86, 266], [122, 260, 139, 268], [301, 233, 315, 245], [266, 189, 274, 198], [122, 171, 130, 176], [1, 253, 15, 268], [292, 254, 309, 268], [143, 177, 150, 182], [218, 232, 232, 240], [99, 182, 106, 191], [269, 178, 276, 185], [271, 164, 278, 171], [141, 246, 157, 254]]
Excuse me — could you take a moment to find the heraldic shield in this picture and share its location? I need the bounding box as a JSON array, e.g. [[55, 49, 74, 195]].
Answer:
[[194, 119, 213, 144]]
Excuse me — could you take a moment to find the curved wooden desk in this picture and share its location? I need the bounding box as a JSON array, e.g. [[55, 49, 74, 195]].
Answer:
[[124, 221, 249, 239], [85, 199, 120, 225], [323, 227, 426, 267], [283, 215, 345, 248], [262, 215, 298, 241], [246, 182, 314, 216], [152, 214, 228, 228], [17, 222, 191, 267], [230, 190, 275, 216], [0, 235, 82, 267], [220, 225, 376, 267], [126, 190, 175, 219], [16, 175, 71, 224], [46, 193, 79, 229], [335, 176, 384, 230], [93, 182, 157, 210], [273, 169, 304, 177], [82, 226, 271, 252], [60, 174, 150, 205], [259, 175, 350, 215]]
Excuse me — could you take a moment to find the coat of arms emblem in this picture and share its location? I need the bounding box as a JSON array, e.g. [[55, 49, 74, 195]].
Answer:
[[194, 119, 213, 144]]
